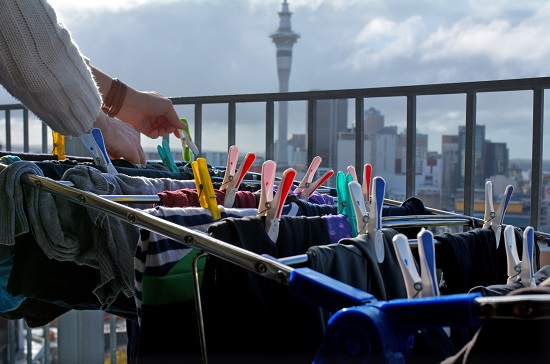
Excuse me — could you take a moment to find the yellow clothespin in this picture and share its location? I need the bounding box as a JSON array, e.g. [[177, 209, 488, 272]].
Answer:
[[191, 157, 221, 220], [52, 131, 66, 160]]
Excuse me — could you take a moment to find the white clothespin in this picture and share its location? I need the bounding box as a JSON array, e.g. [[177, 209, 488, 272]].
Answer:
[[258, 161, 296, 242], [220, 147, 256, 207], [348, 180, 369, 235], [392, 229, 439, 298], [483, 181, 513, 248], [503, 225, 535, 287], [81, 128, 117, 175], [367, 176, 385, 263], [294, 156, 334, 200]]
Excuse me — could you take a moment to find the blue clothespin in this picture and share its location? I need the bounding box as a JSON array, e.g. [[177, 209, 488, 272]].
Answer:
[[157, 139, 179, 173], [81, 128, 117, 175], [392, 228, 439, 298]]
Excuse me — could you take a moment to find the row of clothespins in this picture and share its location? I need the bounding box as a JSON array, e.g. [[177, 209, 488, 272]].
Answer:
[[71, 125, 536, 291], [51, 117, 199, 173]]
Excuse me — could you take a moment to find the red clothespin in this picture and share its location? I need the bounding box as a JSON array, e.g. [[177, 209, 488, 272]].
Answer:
[[348, 164, 373, 204]]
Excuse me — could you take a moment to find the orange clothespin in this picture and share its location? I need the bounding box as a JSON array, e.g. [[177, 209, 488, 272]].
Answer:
[[192, 157, 220, 220], [52, 131, 66, 160]]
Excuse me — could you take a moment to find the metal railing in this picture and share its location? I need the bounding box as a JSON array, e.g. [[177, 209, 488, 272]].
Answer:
[[2, 77, 549, 226], [168, 76, 550, 229]]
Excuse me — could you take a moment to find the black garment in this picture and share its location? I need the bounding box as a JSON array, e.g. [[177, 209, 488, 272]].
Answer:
[[8, 230, 137, 322], [443, 285, 550, 364], [201, 215, 332, 363]]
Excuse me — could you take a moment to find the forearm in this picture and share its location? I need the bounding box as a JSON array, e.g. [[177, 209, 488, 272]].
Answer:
[[0, 0, 101, 137]]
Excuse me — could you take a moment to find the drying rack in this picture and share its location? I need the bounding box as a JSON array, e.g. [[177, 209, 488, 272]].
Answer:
[[14, 169, 550, 363]]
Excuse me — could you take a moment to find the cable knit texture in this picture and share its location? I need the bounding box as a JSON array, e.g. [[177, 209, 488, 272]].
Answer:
[[0, 0, 101, 136]]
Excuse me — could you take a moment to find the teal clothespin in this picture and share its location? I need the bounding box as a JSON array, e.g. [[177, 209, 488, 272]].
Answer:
[[157, 139, 179, 173], [336, 170, 357, 236]]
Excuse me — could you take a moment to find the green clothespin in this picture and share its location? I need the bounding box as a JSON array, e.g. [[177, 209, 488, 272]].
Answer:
[[336, 170, 357, 236], [157, 139, 179, 173], [179, 118, 199, 163]]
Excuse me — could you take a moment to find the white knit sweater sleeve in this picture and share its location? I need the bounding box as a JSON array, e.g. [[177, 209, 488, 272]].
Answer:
[[0, 0, 101, 137]]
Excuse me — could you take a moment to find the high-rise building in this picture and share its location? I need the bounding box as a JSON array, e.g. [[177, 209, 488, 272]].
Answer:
[[270, 0, 299, 166], [315, 99, 348, 169], [458, 125, 486, 190], [364, 107, 384, 134], [441, 134, 459, 210], [484, 142, 509, 179]]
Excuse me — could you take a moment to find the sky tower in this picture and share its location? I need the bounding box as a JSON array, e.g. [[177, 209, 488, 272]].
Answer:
[[270, 0, 299, 166]]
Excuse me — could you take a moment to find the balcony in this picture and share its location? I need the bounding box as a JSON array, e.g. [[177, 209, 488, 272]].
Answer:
[[1, 76, 550, 363]]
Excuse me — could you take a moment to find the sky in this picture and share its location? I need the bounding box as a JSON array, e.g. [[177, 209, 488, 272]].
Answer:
[[1, 0, 550, 159]]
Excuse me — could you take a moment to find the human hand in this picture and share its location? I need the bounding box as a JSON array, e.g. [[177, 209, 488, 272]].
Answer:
[[115, 87, 183, 139], [93, 112, 146, 164]]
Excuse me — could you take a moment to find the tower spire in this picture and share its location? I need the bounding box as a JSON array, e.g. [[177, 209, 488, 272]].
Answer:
[[270, 0, 299, 166]]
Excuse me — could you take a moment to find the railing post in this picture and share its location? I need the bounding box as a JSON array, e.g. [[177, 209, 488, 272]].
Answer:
[[266, 100, 275, 160], [42, 121, 48, 154], [463, 92, 477, 218], [5, 109, 11, 151], [530, 87, 544, 230], [354, 97, 365, 185], [23, 108, 29, 153], [194, 103, 203, 155], [406, 95, 417, 198], [228, 101, 236, 149], [307, 99, 317, 165]]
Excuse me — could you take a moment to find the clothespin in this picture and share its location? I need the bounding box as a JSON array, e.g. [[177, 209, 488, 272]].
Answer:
[[51, 131, 66, 160], [179, 118, 199, 163], [294, 156, 334, 200], [503, 225, 535, 287], [220, 146, 256, 207], [347, 165, 358, 182], [367, 176, 385, 263], [258, 160, 297, 242], [348, 164, 373, 206], [157, 139, 179, 173], [483, 181, 513, 248], [336, 171, 356, 236], [348, 180, 369, 235], [81, 128, 117, 175], [363, 164, 372, 204], [392, 228, 439, 298], [191, 157, 220, 220]]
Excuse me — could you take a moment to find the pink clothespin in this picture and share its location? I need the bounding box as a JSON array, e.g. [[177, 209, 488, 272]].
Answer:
[[258, 161, 296, 242], [294, 156, 334, 200], [220, 146, 256, 207]]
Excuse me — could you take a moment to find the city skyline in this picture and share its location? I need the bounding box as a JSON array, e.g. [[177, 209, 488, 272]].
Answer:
[[0, 0, 549, 160]]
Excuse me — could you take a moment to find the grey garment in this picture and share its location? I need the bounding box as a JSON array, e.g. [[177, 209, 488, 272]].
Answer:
[[0, 161, 51, 246], [3, 163, 197, 310], [52, 165, 197, 308]]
